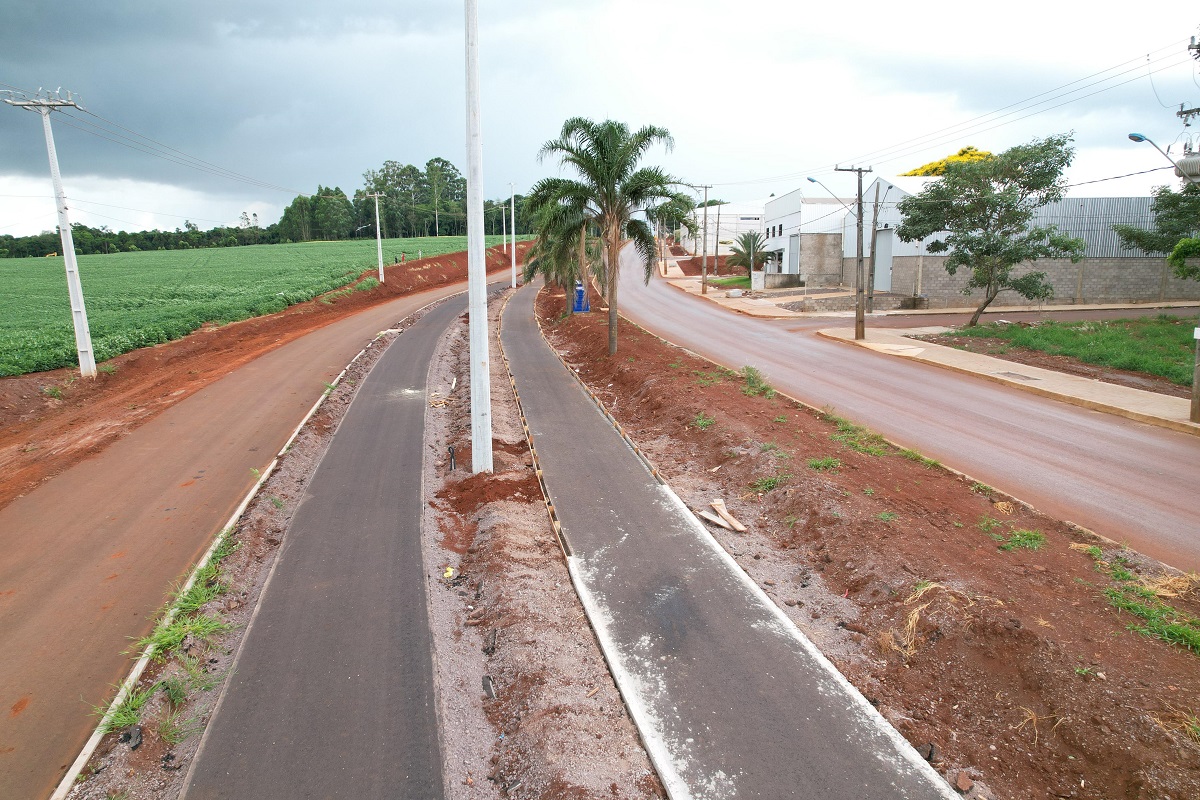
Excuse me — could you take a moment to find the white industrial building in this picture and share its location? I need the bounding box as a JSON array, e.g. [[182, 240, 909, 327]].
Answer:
[[680, 199, 766, 257], [758, 176, 1199, 307]]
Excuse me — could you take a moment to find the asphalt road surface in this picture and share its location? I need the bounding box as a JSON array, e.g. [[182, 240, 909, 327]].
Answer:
[[181, 296, 468, 800], [617, 265, 1200, 572], [0, 283, 468, 800], [502, 283, 955, 799]]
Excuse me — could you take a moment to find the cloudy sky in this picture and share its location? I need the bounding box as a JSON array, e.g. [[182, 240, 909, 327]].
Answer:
[[2, 2, 1198, 237]]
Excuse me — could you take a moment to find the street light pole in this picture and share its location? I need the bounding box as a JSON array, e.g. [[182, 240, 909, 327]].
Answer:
[[510, 182, 517, 288], [464, 0, 493, 472], [1128, 133, 1200, 423], [368, 192, 385, 283], [4, 91, 96, 377]]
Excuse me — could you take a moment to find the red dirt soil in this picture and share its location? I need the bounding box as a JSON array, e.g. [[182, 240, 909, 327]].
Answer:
[[535, 283, 1200, 800], [0, 243, 530, 512], [674, 254, 733, 276]]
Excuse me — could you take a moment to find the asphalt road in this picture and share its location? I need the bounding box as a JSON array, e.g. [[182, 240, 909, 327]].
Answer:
[[618, 266, 1200, 572], [181, 296, 467, 800], [0, 283, 469, 800], [502, 283, 954, 800]]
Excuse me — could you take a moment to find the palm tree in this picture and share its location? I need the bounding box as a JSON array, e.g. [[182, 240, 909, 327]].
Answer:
[[524, 201, 601, 316], [726, 231, 769, 277], [527, 117, 680, 355]]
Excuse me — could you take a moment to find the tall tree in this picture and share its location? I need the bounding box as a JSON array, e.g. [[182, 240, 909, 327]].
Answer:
[[901, 146, 993, 177], [895, 134, 1086, 326], [424, 157, 465, 236], [1113, 183, 1200, 280], [524, 202, 602, 315], [528, 117, 679, 354]]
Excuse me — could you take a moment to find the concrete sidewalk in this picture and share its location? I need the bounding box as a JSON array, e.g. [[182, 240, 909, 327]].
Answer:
[[501, 283, 954, 800], [818, 326, 1200, 437]]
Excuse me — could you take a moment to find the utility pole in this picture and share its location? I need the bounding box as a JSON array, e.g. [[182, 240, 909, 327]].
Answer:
[[3, 89, 96, 377], [464, 0, 492, 473], [699, 184, 712, 294], [866, 183, 891, 312], [835, 165, 872, 340], [713, 202, 722, 276], [510, 186, 518, 286], [368, 192, 385, 283]]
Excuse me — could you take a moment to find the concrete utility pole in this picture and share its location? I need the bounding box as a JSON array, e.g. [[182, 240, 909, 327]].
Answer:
[[4, 90, 97, 377], [835, 165, 872, 340], [368, 192, 385, 283], [699, 184, 712, 294], [510, 182, 517, 288], [464, 0, 492, 472]]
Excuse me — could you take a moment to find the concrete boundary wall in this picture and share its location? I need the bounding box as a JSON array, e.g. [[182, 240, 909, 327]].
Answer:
[[844, 255, 1200, 308]]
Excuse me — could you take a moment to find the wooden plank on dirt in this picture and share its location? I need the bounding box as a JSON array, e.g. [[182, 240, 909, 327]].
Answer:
[[710, 499, 747, 532], [697, 509, 733, 530]]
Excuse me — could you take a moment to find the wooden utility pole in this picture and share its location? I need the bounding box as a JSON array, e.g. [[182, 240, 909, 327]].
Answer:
[[835, 165, 872, 340]]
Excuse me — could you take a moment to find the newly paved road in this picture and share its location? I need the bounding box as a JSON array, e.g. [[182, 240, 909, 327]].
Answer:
[[181, 295, 469, 799], [0, 283, 469, 800], [502, 283, 953, 800], [619, 266, 1200, 572]]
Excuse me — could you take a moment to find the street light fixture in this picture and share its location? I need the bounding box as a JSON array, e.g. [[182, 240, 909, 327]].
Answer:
[[1128, 133, 1200, 187], [1128, 132, 1200, 423]]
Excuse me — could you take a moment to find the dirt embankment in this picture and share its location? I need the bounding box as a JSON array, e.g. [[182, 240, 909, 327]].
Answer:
[[674, 254, 732, 276], [534, 283, 1200, 800], [0, 243, 530, 512]]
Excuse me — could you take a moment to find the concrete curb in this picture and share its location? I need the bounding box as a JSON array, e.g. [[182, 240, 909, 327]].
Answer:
[[815, 329, 1200, 438], [51, 295, 455, 800]]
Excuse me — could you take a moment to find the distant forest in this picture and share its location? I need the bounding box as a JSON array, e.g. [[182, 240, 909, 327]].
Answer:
[[0, 157, 532, 258]]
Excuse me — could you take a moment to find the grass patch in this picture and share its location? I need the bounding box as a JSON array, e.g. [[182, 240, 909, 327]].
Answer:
[[899, 448, 940, 468], [977, 515, 1003, 532], [827, 414, 888, 456], [807, 456, 841, 472], [709, 275, 751, 289], [1074, 543, 1200, 656], [92, 683, 157, 735], [1105, 587, 1200, 654], [998, 528, 1046, 551], [750, 474, 789, 493], [952, 315, 1196, 387], [137, 613, 229, 661], [740, 366, 776, 398], [876, 511, 898, 522], [693, 412, 715, 430]]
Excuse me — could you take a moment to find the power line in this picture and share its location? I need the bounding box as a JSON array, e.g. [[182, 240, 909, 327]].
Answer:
[[713, 43, 1194, 187]]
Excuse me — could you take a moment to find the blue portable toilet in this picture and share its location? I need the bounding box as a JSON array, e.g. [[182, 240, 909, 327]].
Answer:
[[573, 280, 590, 313]]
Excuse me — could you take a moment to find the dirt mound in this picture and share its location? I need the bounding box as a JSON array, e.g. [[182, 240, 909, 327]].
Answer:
[[675, 254, 732, 276]]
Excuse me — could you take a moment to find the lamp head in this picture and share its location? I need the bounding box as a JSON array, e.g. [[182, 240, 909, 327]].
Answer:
[[1128, 133, 1148, 143], [806, 177, 817, 183]]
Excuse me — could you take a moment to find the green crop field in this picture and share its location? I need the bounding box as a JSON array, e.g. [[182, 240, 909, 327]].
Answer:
[[0, 235, 522, 376]]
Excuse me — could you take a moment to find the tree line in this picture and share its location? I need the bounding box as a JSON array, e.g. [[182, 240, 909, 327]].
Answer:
[[0, 156, 532, 257]]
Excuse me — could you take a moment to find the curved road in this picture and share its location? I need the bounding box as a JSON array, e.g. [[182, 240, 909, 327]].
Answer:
[[618, 265, 1200, 572]]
